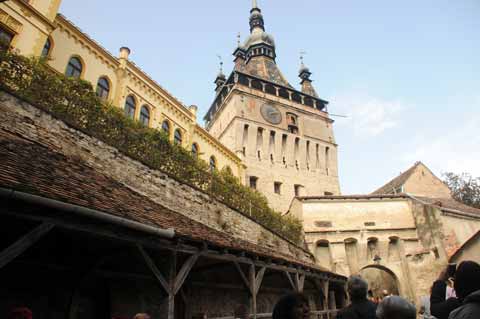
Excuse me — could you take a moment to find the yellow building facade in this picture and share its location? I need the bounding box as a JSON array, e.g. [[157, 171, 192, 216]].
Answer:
[[0, 0, 245, 180]]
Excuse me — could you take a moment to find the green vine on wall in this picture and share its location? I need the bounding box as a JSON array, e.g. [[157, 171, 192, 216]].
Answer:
[[0, 50, 304, 244]]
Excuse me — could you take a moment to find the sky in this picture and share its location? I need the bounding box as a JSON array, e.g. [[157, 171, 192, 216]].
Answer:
[[59, 0, 480, 194]]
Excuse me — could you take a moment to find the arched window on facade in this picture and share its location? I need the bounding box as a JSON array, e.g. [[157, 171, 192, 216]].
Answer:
[[139, 105, 150, 126], [191, 143, 199, 157], [124, 95, 136, 119], [96, 77, 110, 100], [0, 27, 14, 49], [162, 120, 171, 136], [209, 156, 216, 172], [41, 38, 52, 58], [315, 240, 332, 270], [65, 56, 83, 78], [174, 129, 183, 145]]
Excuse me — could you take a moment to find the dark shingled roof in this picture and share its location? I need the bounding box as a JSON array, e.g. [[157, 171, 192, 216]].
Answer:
[[372, 162, 422, 195], [0, 129, 332, 273]]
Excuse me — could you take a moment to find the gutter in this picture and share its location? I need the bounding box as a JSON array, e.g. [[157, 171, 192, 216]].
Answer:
[[0, 187, 175, 239]]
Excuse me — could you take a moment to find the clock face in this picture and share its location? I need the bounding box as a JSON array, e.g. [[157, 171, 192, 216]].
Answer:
[[260, 103, 282, 125]]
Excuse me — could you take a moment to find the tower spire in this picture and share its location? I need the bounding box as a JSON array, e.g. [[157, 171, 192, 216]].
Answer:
[[252, 0, 258, 10]]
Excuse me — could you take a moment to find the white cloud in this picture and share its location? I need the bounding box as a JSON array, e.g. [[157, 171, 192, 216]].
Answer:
[[402, 115, 480, 177], [332, 93, 406, 138]]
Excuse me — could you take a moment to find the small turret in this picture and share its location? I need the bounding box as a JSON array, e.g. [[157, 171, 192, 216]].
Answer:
[[298, 55, 319, 98], [214, 60, 226, 94]]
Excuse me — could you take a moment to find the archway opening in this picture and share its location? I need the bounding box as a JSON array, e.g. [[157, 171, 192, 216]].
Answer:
[[359, 266, 399, 299]]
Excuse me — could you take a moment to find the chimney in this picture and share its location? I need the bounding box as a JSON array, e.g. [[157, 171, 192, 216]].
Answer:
[[119, 47, 131, 68], [189, 105, 198, 120]]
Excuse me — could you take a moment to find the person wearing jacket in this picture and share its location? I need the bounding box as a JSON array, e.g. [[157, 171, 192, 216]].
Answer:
[[449, 261, 480, 319], [431, 269, 461, 319], [336, 276, 376, 319]]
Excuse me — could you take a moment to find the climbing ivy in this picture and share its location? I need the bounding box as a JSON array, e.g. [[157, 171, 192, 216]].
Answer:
[[0, 50, 304, 243]]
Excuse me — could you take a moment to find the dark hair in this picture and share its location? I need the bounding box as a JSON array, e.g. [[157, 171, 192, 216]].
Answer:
[[376, 296, 416, 319], [272, 293, 308, 319], [348, 275, 368, 301], [454, 260, 480, 300]]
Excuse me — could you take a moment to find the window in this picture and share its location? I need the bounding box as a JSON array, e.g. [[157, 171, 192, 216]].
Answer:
[[274, 182, 282, 194], [325, 146, 330, 175], [174, 129, 183, 145], [209, 156, 216, 171], [0, 27, 14, 49], [314, 221, 333, 228], [287, 113, 299, 134], [364, 222, 376, 227], [41, 38, 52, 58], [294, 184, 303, 197], [124, 95, 136, 119], [249, 176, 258, 189], [324, 192, 333, 196], [96, 77, 110, 100], [140, 105, 150, 126], [65, 56, 83, 78], [191, 143, 199, 157], [242, 124, 249, 156], [162, 120, 171, 136]]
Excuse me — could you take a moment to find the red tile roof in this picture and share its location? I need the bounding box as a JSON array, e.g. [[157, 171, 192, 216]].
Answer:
[[0, 129, 331, 273]]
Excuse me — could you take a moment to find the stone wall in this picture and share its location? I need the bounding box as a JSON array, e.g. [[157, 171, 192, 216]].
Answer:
[[404, 163, 452, 198], [0, 91, 312, 263]]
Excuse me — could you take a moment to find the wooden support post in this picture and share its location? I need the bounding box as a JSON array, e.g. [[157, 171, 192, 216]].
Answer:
[[137, 245, 170, 293], [168, 251, 177, 319], [249, 264, 257, 319], [0, 222, 54, 270], [295, 272, 305, 293], [173, 253, 199, 295], [284, 271, 296, 291], [322, 280, 329, 311]]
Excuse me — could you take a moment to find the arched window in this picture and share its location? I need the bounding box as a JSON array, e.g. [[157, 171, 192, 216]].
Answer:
[[124, 95, 136, 119], [191, 143, 199, 157], [139, 105, 150, 126], [0, 27, 14, 49], [65, 56, 83, 78], [96, 77, 110, 100], [41, 38, 52, 58], [174, 129, 183, 145], [162, 120, 170, 136], [209, 156, 216, 171]]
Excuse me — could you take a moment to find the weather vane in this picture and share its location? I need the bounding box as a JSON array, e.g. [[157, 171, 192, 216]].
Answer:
[[300, 50, 307, 66], [216, 55, 223, 73]]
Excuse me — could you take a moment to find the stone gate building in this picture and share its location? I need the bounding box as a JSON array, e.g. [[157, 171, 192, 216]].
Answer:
[[290, 162, 480, 304]]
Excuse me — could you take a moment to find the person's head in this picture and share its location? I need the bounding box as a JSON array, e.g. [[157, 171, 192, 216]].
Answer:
[[347, 275, 368, 302], [376, 296, 416, 319], [272, 293, 310, 319], [8, 308, 32, 319], [454, 260, 480, 300], [382, 290, 389, 297], [234, 304, 249, 319], [133, 314, 150, 319]]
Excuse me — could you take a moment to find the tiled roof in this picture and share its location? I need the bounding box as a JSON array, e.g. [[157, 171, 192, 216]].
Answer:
[[415, 196, 480, 217], [238, 56, 294, 89], [449, 230, 480, 262], [0, 129, 330, 272], [372, 162, 422, 195], [298, 194, 409, 201]]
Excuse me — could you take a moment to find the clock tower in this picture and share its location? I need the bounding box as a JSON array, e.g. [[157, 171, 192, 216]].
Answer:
[[204, 1, 341, 212]]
